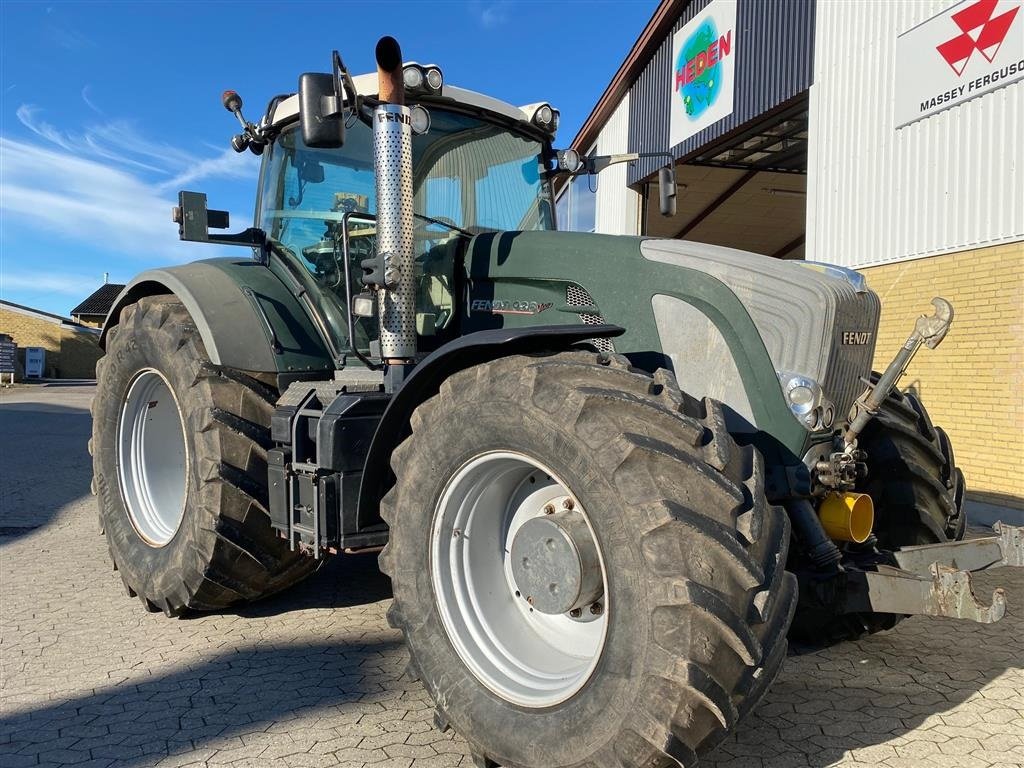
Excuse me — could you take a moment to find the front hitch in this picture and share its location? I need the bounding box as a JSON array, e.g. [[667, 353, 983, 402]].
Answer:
[[842, 521, 1023, 624]]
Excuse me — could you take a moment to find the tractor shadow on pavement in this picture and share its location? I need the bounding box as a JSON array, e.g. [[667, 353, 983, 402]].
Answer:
[[0, 636, 413, 768], [0, 400, 93, 548], [703, 566, 1024, 767], [214, 551, 395, 619]]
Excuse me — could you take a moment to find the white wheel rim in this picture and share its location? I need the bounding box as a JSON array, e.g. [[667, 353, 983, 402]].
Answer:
[[117, 368, 189, 547], [430, 451, 609, 708]]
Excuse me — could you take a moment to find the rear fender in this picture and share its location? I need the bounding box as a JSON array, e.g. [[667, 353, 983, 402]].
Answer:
[[101, 258, 333, 375]]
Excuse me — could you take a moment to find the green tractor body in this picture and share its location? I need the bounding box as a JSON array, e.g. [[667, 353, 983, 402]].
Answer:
[[91, 37, 1021, 768]]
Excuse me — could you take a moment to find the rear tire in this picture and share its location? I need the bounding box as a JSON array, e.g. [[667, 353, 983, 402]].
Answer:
[[91, 296, 317, 616], [380, 352, 797, 768]]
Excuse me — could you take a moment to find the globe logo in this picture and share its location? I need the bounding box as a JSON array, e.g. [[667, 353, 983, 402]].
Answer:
[[674, 19, 732, 120]]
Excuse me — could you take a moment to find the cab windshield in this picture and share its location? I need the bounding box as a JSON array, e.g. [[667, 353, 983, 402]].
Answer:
[[259, 107, 554, 357]]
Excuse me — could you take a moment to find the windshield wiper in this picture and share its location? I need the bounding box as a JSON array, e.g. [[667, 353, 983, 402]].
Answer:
[[413, 213, 474, 237]]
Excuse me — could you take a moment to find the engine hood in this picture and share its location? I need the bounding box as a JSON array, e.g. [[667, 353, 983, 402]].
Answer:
[[640, 239, 881, 430], [462, 230, 879, 455]]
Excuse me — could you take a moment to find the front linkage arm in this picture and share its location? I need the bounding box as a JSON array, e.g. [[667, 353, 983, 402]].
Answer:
[[815, 297, 955, 492], [842, 297, 954, 450], [843, 521, 1023, 624]]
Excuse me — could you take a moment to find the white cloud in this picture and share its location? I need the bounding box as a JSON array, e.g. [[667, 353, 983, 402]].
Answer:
[[1, 137, 192, 261], [81, 85, 102, 115], [470, 1, 513, 29], [1, 271, 102, 297], [157, 148, 252, 192], [15, 104, 255, 184], [1, 106, 259, 267]]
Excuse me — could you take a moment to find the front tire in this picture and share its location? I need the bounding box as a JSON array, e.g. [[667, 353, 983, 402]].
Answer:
[[859, 385, 966, 547], [789, 385, 966, 647], [91, 296, 317, 615], [380, 353, 797, 768]]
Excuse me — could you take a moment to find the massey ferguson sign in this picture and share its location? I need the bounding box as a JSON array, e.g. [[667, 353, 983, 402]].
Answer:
[[895, 0, 1023, 127]]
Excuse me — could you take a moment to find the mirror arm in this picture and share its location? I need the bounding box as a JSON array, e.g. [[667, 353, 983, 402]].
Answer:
[[208, 228, 267, 248], [583, 151, 675, 174], [172, 190, 267, 248]]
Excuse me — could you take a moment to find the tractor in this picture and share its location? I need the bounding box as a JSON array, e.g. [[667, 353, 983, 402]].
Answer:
[[91, 36, 1023, 768]]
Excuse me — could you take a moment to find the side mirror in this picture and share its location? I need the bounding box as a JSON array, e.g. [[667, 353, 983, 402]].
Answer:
[[298, 72, 345, 149], [658, 165, 677, 217]]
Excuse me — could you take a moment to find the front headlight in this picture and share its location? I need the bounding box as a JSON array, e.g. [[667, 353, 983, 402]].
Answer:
[[778, 372, 835, 430]]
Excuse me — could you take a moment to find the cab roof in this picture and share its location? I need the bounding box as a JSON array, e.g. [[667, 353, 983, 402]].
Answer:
[[269, 70, 550, 136]]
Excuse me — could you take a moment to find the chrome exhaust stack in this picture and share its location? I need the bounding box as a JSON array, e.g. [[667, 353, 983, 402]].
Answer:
[[372, 36, 416, 369]]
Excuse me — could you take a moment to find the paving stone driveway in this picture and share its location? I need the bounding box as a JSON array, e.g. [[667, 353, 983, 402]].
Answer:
[[1, 384, 1022, 768]]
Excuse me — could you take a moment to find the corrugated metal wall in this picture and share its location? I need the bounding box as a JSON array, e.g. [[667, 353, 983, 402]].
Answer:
[[806, 1, 1024, 268], [627, 0, 816, 184], [594, 94, 641, 235]]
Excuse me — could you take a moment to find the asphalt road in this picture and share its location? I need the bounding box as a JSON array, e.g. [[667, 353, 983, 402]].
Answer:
[[1, 383, 1021, 768]]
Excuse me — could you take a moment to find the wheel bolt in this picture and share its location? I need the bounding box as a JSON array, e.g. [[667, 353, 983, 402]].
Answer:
[[569, 608, 582, 618], [543, 504, 555, 515], [590, 602, 603, 616], [562, 498, 575, 511], [526, 595, 535, 605], [452, 529, 461, 538]]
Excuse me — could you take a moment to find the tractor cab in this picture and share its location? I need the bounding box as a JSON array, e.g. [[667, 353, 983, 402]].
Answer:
[[256, 85, 558, 361]]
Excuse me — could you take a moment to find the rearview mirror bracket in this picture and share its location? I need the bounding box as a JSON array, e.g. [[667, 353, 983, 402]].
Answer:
[[553, 151, 679, 217], [172, 190, 266, 248]]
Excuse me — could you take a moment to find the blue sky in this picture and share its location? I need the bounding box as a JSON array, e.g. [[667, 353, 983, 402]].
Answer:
[[0, 0, 656, 317]]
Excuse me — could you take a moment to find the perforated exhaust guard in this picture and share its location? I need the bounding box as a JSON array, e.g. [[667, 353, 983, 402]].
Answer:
[[372, 105, 416, 361]]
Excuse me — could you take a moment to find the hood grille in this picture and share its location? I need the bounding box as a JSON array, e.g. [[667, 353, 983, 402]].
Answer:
[[566, 284, 615, 353]]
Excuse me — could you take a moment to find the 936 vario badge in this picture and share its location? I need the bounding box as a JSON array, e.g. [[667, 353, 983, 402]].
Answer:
[[471, 299, 553, 316]]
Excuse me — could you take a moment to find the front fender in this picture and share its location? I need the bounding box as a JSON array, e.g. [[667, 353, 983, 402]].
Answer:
[[355, 324, 625, 530], [101, 258, 332, 374]]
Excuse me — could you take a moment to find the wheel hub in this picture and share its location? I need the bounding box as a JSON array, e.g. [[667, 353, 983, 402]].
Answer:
[[117, 368, 188, 547], [510, 511, 603, 615], [430, 451, 609, 707]]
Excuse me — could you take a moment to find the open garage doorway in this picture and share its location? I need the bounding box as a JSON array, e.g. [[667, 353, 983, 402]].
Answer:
[[642, 98, 808, 259]]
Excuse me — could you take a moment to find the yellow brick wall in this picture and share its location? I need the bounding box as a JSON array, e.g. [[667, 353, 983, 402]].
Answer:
[[859, 242, 1024, 510], [0, 308, 102, 379], [60, 328, 103, 378], [0, 308, 63, 362]]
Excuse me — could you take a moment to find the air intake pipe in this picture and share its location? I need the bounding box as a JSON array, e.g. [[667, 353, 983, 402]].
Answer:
[[373, 36, 416, 372]]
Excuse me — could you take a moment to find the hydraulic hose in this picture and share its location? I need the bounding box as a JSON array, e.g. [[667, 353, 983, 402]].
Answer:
[[786, 499, 842, 570]]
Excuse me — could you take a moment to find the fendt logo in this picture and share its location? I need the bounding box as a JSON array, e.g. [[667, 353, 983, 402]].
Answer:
[[470, 299, 553, 316], [936, 0, 1021, 76], [842, 331, 872, 346]]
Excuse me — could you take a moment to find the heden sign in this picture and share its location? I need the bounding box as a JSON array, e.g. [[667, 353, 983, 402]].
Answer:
[[669, 0, 737, 147], [895, 0, 1023, 128]]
